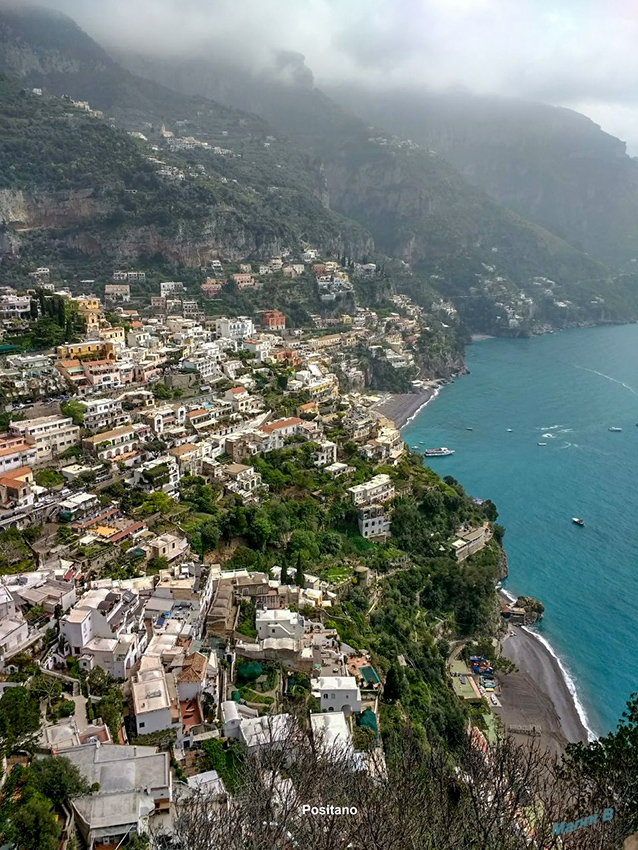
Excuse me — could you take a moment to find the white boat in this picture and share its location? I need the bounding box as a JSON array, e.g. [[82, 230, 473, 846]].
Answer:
[[537, 442, 547, 446], [423, 447, 455, 457], [608, 426, 622, 432], [506, 428, 513, 432], [572, 517, 585, 527]]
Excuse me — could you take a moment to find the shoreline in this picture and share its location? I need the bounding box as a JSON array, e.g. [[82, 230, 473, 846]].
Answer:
[[495, 621, 594, 755], [378, 375, 597, 752], [372, 385, 444, 431]]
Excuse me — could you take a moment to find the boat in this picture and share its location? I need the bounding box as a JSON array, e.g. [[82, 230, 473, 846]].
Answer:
[[466, 427, 473, 431], [572, 517, 585, 527], [609, 426, 622, 432], [537, 442, 547, 446], [422, 447, 455, 457], [506, 428, 513, 432]]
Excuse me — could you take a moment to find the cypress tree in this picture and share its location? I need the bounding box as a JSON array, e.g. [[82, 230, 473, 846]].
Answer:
[[295, 551, 305, 588]]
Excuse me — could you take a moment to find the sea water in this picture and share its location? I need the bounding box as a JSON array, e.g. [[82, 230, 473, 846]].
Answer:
[[403, 324, 638, 736]]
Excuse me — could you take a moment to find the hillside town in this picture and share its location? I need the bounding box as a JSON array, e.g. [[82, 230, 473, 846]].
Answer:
[[0, 249, 508, 850]]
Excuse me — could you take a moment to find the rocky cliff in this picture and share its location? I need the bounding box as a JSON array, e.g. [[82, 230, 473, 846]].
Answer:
[[330, 87, 638, 270]]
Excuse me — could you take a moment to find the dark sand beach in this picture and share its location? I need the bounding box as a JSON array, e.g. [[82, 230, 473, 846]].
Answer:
[[373, 389, 439, 430], [495, 626, 589, 757]]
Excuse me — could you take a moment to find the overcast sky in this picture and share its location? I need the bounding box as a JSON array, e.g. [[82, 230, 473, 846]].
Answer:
[[48, 0, 638, 153]]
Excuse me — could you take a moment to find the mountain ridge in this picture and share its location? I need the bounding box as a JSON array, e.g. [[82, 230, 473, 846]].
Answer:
[[3, 5, 638, 334]]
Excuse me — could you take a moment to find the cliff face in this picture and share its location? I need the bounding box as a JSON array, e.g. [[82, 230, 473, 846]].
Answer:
[[0, 188, 104, 230], [0, 186, 374, 268], [330, 87, 638, 270]]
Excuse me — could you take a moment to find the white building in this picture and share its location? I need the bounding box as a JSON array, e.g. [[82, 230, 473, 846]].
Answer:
[[358, 504, 392, 540], [256, 608, 304, 642], [0, 612, 29, 666], [0, 295, 32, 319], [215, 316, 255, 340], [310, 711, 353, 757], [82, 397, 127, 431], [10, 415, 80, 462], [314, 440, 337, 467], [132, 668, 178, 735], [347, 473, 395, 507], [316, 676, 361, 715]]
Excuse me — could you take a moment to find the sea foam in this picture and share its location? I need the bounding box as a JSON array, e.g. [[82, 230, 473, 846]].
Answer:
[[522, 626, 598, 742]]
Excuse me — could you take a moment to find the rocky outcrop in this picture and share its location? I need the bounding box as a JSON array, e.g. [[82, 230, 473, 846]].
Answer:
[[1, 187, 374, 267], [515, 595, 545, 625], [0, 188, 104, 231]]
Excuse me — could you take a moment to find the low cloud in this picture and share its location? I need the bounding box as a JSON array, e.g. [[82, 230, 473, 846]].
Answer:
[[30, 0, 638, 150]]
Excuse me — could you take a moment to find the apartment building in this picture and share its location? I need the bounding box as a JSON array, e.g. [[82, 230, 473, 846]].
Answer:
[[215, 316, 254, 340], [82, 397, 128, 431], [260, 309, 286, 330], [10, 415, 80, 462], [348, 473, 395, 507], [104, 283, 131, 303], [83, 425, 138, 461]]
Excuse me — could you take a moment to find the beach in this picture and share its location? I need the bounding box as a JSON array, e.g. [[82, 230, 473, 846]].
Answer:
[[373, 386, 442, 430], [494, 625, 590, 756]]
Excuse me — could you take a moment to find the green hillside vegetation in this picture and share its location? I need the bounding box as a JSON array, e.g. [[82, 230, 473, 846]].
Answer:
[[0, 73, 371, 271]]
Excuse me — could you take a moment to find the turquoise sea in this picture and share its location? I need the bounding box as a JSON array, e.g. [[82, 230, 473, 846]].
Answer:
[[403, 324, 638, 737]]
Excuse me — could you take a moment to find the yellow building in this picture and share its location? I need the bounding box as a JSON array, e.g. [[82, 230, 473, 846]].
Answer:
[[56, 341, 116, 361]]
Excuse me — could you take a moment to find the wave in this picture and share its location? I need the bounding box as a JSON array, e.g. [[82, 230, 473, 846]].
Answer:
[[401, 386, 442, 429], [573, 365, 638, 395], [499, 587, 518, 605], [522, 626, 598, 742]]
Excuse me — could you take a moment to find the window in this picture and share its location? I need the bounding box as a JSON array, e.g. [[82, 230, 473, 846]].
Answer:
[[139, 722, 145, 728], [331, 693, 336, 699]]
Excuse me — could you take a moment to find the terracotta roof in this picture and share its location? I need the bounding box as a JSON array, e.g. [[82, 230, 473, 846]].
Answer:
[[169, 443, 199, 456], [229, 386, 247, 394], [186, 408, 208, 419], [261, 417, 302, 434], [0, 466, 32, 482], [177, 651, 208, 683], [0, 443, 34, 458], [84, 425, 135, 444]]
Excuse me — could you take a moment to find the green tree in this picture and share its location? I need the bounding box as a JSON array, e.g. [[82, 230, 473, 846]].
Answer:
[[280, 562, 289, 585], [29, 756, 90, 806], [12, 793, 60, 850], [147, 556, 169, 573], [34, 468, 64, 488], [295, 551, 305, 589], [61, 400, 86, 426], [140, 490, 174, 515], [0, 686, 40, 753], [383, 664, 405, 704]]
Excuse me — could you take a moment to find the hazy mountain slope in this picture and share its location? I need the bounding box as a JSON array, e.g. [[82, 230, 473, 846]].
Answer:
[[0, 74, 373, 269], [328, 87, 638, 270], [0, 6, 374, 267], [115, 53, 608, 287], [5, 5, 638, 332]]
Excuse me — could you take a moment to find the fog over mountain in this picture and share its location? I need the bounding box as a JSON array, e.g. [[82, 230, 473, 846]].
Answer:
[[21, 0, 638, 154]]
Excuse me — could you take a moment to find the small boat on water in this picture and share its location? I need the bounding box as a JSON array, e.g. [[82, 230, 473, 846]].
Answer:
[[466, 427, 473, 431], [537, 442, 547, 446], [506, 428, 513, 432], [609, 426, 622, 432], [572, 517, 585, 527], [423, 447, 455, 457]]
